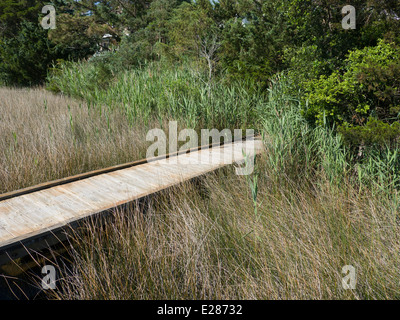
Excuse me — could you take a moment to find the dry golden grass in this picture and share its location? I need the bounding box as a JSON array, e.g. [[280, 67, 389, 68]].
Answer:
[[51, 155, 400, 300], [0, 87, 156, 194], [2, 85, 400, 300]]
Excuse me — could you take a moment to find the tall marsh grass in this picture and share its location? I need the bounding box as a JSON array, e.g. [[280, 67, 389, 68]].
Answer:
[[45, 72, 400, 300], [0, 87, 153, 194], [2, 61, 400, 299], [263, 76, 349, 185], [52, 160, 400, 299], [47, 60, 266, 130]]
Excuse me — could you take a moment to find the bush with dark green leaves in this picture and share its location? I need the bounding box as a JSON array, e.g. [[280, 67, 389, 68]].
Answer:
[[303, 40, 400, 147], [339, 118, 400, 150], [0, 21, 55, 86]]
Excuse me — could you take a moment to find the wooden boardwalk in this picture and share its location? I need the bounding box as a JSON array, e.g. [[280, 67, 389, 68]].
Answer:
[[0, 136, 263, 265]]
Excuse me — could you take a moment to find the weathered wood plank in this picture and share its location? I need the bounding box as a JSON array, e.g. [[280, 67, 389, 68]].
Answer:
[[0, 137, 264, 264]]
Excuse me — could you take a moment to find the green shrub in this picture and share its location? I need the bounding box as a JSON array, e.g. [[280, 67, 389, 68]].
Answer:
[[0, 21, 55, 86], [284, 45, 332, 89], [339, 118, 400, 149], [302, 39, 400, 146]]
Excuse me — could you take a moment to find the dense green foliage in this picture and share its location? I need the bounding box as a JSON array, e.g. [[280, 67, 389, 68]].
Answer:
[[0, 0, 104, 85], [0, 0, 44, 38], [1, 0, 400, 146], [0, 21, 53, 86], [303, 40, 400, 147]]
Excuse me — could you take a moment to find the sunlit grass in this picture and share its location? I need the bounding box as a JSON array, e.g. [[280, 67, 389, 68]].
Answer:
[[0, 87, 153, 194], [47, 60, 266, 131], [2, 63, 400, 299]]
